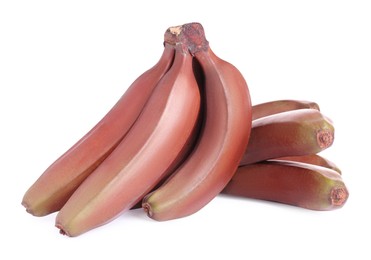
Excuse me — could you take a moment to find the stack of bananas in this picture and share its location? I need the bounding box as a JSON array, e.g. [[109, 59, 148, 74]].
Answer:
[[22, 22, 349, 237]]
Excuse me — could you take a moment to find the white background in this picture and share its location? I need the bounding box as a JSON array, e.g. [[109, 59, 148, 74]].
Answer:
[[1, 0, 370, 259]]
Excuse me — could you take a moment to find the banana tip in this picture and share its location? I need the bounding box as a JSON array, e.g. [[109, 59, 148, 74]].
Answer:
[[22, 201, 36, 216], [21, 200, 29, 210], [309, 102, 320, 111], [55, 223, 71, 237], [317, 129, 334, 149], [331, 186, 349, 207], [142, 202, 153, 218]]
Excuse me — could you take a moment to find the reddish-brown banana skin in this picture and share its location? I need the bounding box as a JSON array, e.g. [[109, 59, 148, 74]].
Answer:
[[240, 109, 334, 165], [131, 60, 205, 211], [131, 103, 204, 211], [252, 99, 320, 120], [55, 42, 200, 237], [142, 23, 252, 221], [272, 154, 341, 174], [223, 160, 349, 210], [21, 45, 175, 217]]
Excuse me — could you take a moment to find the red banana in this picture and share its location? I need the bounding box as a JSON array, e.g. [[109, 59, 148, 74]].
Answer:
[[240, 109, 334, 165], [223, 160, 349, 210]]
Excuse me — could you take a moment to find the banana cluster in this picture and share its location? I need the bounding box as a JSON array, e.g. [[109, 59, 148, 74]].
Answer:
[[224, 101, 348, 211], [22, 23, 349, 237]]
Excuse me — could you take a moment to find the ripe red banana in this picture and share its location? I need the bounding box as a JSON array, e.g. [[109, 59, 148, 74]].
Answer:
[[55, 42, 201, 237], [240, 109, 334, 165], [272, 154, 341, 174], [142, 23, 252, 221], [252, 99, 320, 120], [223, 160, 349, 210], [21, 44, 175, 217]]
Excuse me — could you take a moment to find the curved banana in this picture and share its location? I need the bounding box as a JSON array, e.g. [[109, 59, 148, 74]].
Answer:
[[223, 160, 349, 210], [21, 44, 175, 217], [272, 154, 341, 174], [142, 23, 252, 221], [55, 42, 201, 237], [240, 109, 334, 165], [252, 99, 320, 120]]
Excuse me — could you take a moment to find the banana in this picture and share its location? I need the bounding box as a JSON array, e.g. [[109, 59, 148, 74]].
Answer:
[[252, 99, 320, 120], [240, 109, 334, 165], [272, 154, 341, 174], [55, 41, 201, 237], [142, 23, 252, 221], [223, 160, 349, 210], [21, 44, 175, 217]]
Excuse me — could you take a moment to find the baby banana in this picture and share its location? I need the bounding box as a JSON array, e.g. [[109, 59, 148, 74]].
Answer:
[[240, 109, 334, 165], [142, 23, 252, 221], [223, 160, 349, 210], [55, 42, 200, 236], [22, 44, 175, 216]]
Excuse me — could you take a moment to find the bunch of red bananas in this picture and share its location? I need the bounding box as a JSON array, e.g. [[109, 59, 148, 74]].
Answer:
[[22, 23, 349, 237]]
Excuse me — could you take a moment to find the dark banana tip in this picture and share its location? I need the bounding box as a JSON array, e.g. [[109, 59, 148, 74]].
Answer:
[[309, 102, 320, 111], [56, 224, 67, 236], [317, 129, 334, 149], [331, 186, 349, 207], [22, 200, 38, 216], [142, 202, 153, 218]]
